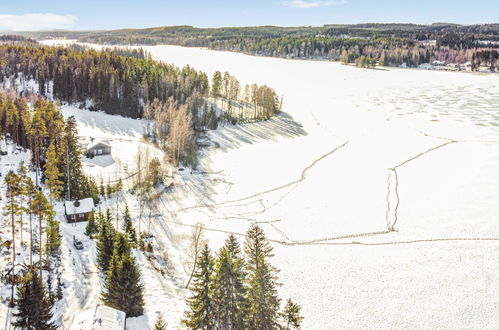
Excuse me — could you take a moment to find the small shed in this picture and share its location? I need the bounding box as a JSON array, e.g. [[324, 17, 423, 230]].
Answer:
[[86, 139, 112, 156], [64, 198, 95, 223], [70, 304, 126, 330]]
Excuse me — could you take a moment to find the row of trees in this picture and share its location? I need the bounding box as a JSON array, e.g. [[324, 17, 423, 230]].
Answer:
[[183, 226, 303, 329], [211, 71, 281, 123], [4, 164, 62, 329]]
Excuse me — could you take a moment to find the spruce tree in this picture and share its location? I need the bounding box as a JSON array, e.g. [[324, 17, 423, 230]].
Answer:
[[44, 143, 64, 200], [122, 204, 137, 244], [102, 253, 145, 317], [96, 217, 116, 273], [13, 268, 57, 330], [183, 244, 215, 329], [212, 234, 247, 329], [153, 313, 167, 330], [281, 299, 303, 329], [85, 211, 98, 238], [244, 225, 281, 330]]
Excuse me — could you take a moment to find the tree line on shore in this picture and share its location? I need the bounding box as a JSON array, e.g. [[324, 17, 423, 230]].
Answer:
[[22, 23, 498, 69]]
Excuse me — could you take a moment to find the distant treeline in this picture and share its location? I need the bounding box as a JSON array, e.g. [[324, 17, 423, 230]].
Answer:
[[21, 23, 499, 68], [0, 35, 37, 44]]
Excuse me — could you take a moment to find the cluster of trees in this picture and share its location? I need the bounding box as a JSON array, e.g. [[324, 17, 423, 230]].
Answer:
[[183, 225, 303, 329], [92, 207, 145, 317], [4, 164, 63, 329], [0, 92, 96, 201], [28, 23, 498, 68], [211, 71, 281, 123], [0, 35, 37, 44]]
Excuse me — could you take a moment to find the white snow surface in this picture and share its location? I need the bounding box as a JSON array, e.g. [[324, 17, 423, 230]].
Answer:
[[40, 40, 499, 329]]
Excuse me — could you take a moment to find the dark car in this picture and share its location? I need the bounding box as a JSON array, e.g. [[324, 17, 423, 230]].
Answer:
[[73, 238, 83, 250], [0, 151, 7, 156]]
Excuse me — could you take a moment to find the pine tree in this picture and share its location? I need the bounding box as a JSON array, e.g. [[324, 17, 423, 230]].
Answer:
[[244, 225, 281, 330], [96, 217, 116, 273], [154, 313, 167, 330], [85, 211, 98, 238], [183, 244, 215, 329], [122, 204, 137, 244], [4, 171, 20, 306], [212, 234, 247, 329], [281, 299, 303, 329], [44, 143, 64, 200], [13, 267, 57, 330], [102, 253, 145, 317]]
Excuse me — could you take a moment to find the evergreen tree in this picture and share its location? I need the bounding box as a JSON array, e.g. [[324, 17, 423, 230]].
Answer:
[[244, 225, 281, 330], [153, 313, 167, 330], [44, 143, 64, 200], [96, 216, 116, 273], [183, 244, 215, 329], [102, 253, 145, 317], [211, 71, 222, 98], [122, 204, 137, 244], [281, 299, 303, 330], [62, 116, 90, 200], [46, 218, 61, 256], [85, 211, 98, 238], [4, 171, 20, 306], [13, 268, 57, 330], [212, 234, 247, 329]]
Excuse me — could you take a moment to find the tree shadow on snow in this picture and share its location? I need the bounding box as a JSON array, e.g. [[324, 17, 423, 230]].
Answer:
[[208, 111, 307, 151]]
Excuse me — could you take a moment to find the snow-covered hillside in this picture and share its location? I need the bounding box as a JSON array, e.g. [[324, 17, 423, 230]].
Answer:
[[41, 40, 499, 329]]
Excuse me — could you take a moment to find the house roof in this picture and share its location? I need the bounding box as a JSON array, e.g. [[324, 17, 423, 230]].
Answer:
[[87, 139, 111, 150], [70, 305, 126, 330], [64, 198, 95, 215]]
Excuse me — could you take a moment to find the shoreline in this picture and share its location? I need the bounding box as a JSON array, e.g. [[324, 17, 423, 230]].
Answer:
[[40, 39, 497, 76]]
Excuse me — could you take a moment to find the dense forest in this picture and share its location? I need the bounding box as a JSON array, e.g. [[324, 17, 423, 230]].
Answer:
[[0, 90, 97, 201], [22, 23, 499, 68]]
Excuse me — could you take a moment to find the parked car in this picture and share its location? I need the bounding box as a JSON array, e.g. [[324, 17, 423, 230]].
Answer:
[[73, 236, 84, 250], [0, 150, 7, 156]]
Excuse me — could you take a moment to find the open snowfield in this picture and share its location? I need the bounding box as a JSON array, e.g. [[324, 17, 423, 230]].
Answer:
[[42, 40, 499, 329]]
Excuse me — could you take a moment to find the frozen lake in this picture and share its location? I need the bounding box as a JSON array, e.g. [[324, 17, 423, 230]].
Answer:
[[43, 40, 499, 329]]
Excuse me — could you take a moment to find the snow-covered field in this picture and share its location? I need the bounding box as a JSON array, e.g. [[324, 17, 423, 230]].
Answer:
[[41, 40, 499, 329]]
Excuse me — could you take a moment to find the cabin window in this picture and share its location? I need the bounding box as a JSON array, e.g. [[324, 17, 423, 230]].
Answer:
[[79, 213, 84, 218], [97, 149, 102, 155]]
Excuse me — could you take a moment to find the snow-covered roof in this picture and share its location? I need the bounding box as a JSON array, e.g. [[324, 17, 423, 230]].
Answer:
[[87, 139, 111, 150], [64, 198, 95, 215], [70, 305, 126, 330]]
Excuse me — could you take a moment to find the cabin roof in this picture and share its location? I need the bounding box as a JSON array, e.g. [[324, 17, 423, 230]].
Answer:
[[64, 198, 95, 215], [87, 139, 111, 150]]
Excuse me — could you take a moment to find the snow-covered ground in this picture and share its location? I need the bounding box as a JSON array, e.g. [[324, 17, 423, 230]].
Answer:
[[41, 40, 499, 329]]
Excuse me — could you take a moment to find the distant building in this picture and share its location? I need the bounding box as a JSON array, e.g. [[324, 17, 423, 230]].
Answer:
[[70, 304, 126, 330], [64, 198, 95, 223], [82, 139, 112, 156]]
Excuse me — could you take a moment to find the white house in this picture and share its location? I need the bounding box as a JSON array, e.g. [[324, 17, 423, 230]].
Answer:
[[70, 304, 126, 330]]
